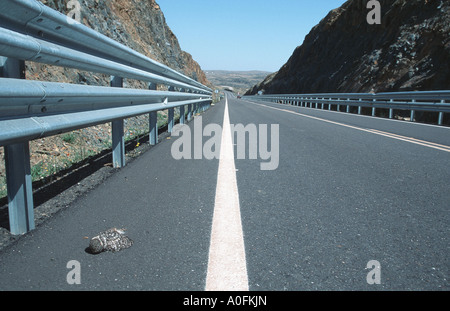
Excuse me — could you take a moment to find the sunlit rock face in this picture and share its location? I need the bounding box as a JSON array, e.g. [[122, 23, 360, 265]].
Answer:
[[246, 0, 450, 95]]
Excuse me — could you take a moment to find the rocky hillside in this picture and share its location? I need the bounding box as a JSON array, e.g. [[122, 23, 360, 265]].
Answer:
[[33, 0, 210, 87], [246, 0, 449, 95]]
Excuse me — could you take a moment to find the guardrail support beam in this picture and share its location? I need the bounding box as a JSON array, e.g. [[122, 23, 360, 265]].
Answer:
[[187, 104, 192, 121], [168, 108, 174, 133], [148, 82, 158, 145], [438, 111, 444, 126], [389, 99, 394, 119], [112, 120, 125, 168], [1, 57, 35, 235], [168, 86, 175, 133], [149, 111, 158, 145], [180, 105, 185, 125], [410, 99, 416, 122], [111, 76, 126, 168], [4, 143, 35, 235]]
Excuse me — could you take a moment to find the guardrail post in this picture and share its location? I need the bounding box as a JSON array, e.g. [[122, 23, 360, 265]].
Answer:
[[5, 143, 35, 235], [389, 99, 394, 119], [358, 98, 362, 114], [179, 88, 186, 125], [148, 82, 158, 145], [1, 57, 35, 235], [180, 105, 185, 125], [410, 99, 416, 122], [438, 103, 444, 125], [168, 86, 175, 133], [187, 104, 192, 121], [168, 107, 174, 132], [111, 76, 126, 168], [372, 99, 376, 117], [149, 111, 158, 145]]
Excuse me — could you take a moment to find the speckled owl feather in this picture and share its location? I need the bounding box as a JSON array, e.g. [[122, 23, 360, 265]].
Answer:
[[88, 228, 133, 254]]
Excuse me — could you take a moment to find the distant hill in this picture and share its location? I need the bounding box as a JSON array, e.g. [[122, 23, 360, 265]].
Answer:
[[246, 0, 450, 95], [205, 70, 272, 95]]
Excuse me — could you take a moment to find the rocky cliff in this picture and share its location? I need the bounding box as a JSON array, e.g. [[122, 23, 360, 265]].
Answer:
[[246, 0, 449, 95], [30, 0, 210, 88]]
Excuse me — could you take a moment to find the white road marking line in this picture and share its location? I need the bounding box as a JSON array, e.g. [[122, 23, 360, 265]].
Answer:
[[245, 100, 450, 153], [367, 128, 450, 151], [205, 97, 249, 291]]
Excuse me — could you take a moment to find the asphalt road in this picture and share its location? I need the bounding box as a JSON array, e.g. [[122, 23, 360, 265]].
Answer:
[[0, 94, 448, 291]]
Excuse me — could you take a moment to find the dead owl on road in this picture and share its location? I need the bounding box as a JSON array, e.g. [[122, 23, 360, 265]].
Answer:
[[88, 228, 133, 254]]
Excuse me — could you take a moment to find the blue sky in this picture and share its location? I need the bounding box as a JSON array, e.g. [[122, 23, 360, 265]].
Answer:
[[157, 0, 347, 72]]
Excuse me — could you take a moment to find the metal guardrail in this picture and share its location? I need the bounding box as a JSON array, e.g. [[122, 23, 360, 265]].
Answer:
[[0, 0, 212, 234], [244, 92, 450, 125]]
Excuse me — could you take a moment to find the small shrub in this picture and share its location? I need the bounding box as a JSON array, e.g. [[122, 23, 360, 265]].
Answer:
[[62, 133, 76, 144]]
